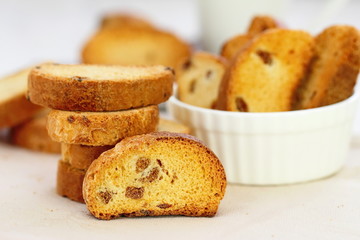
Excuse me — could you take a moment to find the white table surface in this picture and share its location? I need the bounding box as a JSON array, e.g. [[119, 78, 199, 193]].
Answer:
[[0, 131, 360, 240]]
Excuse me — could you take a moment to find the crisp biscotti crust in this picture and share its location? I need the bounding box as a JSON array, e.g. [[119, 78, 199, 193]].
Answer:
[[47, 105, 159, 146], [295, 25, 360, 109], [28, 63, 174, 112], [247, 15, 279, 36], [177, 52, 228, 109], [82, 27, 192, 69], [217, 29, 314, 112], [57, 160, 86, 203], [220, 34, 253, 61], [11, 113, 60, 153], [83, 132, 226, 220], [62, 144, 113, 170], [100, 13, 154, 30]]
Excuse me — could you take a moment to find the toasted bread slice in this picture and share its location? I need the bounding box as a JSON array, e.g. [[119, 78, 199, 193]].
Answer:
[[295, 25, 360, 109], [82, 27, 191, 69], [221, 16, 280, 61], [100, 13, 153, 30], [217, 29, 314, 112], [47, 105, 159, 146], [57, 160, 85, 203], [62, 144, 113, 170], [28, 63, 174, 112], [247, 15, 279, 36], [177, 52, 228, 108], [0, 68, 42, 128], [11, 111, 60, 153], [220, 35, 253, 61], [157, 118, 191, 134], [83, 132, 226, 220]]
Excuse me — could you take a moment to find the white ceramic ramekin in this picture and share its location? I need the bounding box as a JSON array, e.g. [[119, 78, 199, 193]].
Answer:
[[167, 92, 359, 185]]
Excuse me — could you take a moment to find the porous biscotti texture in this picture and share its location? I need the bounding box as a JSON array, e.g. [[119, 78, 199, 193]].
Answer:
[[81, 27, 191, 69], [83, 132, 226, 220], [100, 13, 153, 30], [157, 118, 191, 134], [47, 105, 159, 146], [221, 15, 279, 61], [62, 144, 113, 170], [177, 52, 228, 109], [217, 29, 315, 112], [0, 68, 42, 128], [295, 25, 360, 109], [11, 112, 60, 154], [28, 63, 174, 112], [247, 15, 279, 36], [57, 160, 86, 203]]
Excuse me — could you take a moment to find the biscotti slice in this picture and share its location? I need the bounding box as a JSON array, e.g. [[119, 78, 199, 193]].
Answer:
[[177, 52, 228, 109], [62, 144, 113, 170], [247, 15, 280, 36], [47, 105, 159, 146], [28, 63, 174, 112], [221, 35, 253, 61], [83, 132, 226, 220], [295, 25, 360, 109], [57, 160, 86, 203], [100, 13, 153, 30], [217, 29, 314, 112], [221, 16, 280, 61], [11, 111, 60, 153], [81, 27, 191, 69], [0, 68, 42, 128], [157, 118, 191, 134]]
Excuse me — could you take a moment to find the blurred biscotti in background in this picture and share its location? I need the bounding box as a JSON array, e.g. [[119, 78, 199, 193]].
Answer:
[[0, 68, 42, 128], [177, 52, 228, 109], [82, 13, 192, 68]]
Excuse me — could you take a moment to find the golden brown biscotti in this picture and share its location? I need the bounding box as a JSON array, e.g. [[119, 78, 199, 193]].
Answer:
[[247, 15, 280, 36], [0, 68, 42, 128], [28, 63, 174, 112], [62, 144, 113, 170], [157, 118, 191, 134], [176, 52, 228, 109], [11, 112, 60, 154], [221, 16, 280, 61], [295, 25, 360, 109], [217, 29, 315, 112], [81, 27, 192, 69], [220, 35, 253, 61], [57, 160, 86, 203], [83, 132, 226, 220], [47, 105, 159, 146], [100, 13, 154, 30]]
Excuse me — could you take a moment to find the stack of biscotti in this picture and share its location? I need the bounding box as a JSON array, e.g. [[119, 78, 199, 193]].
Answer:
[[27, 63, 174, 203], [82, 13, 192, 69]]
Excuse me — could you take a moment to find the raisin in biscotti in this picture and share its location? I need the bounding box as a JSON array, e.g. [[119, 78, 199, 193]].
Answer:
[[157, 118, 191, 134], [47, 105, 159, 146], [221, 15, 280, 61], [217, 29, 314, 112], [82, 27, 191, 69], [57, 160, 86, 203], [83, 132, 226, 220], [62, 144, 113, 170], [28, 63, 174, 112], [295, 25, 360, 109], [11, 111, 60, 154], [177, 52, 228, 109], [0, 68, 42, 128]]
